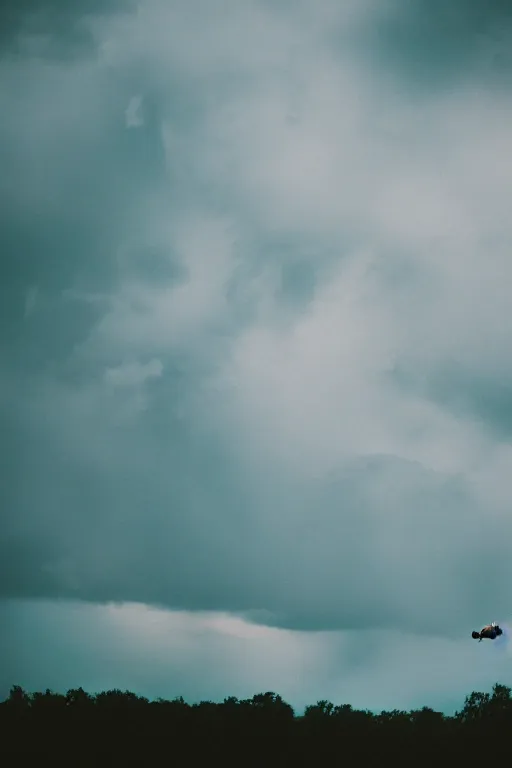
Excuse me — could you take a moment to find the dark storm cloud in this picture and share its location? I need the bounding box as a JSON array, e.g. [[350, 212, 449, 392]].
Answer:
[[0, 34, 168, 378], [0, 0, 136, 58], [393, 361, 512, 440], [1, 0, 512, 644], [362, 0, 512, 93]]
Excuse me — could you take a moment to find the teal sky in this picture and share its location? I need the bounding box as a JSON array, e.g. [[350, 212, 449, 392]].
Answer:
[[2, 0, 512, 713]]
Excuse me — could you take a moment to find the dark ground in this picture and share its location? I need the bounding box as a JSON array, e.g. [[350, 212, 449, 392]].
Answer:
[[2, 681, 510, 765]]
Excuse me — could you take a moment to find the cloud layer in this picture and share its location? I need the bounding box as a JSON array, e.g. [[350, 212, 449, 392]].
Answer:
[[2, 0, 512, 651], [3, 598, 510, 713]]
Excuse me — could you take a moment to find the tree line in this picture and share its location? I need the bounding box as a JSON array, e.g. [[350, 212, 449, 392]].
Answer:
[[2, 681, 510, 765]]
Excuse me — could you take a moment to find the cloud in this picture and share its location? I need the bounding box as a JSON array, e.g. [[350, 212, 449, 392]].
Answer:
[[2, 598, 510, 714], [360, 0, 512, 94], [23, 286, 39, 319], [0, 0, 136, 58], [2, 0, 512, 651], [105, 357, 162, 388], [125, 95, 144, 128]]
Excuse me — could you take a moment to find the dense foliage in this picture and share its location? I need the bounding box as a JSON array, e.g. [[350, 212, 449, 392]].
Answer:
[[2, 682, 511, 765]]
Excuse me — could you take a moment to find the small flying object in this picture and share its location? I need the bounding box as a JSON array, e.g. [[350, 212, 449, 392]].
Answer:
[[472, 622, 503, 642]]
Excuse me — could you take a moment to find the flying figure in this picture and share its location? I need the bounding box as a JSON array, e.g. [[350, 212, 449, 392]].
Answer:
[[471, 622, 503, 642]]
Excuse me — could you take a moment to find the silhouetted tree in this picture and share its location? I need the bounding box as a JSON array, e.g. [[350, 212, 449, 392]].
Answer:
[[2, 680, 512, 765]]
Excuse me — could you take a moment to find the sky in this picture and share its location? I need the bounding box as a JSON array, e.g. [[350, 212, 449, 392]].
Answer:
[[2, 0, 512, 715]]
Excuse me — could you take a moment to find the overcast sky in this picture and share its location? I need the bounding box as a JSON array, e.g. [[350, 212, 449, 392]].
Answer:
[[2, 0, 512, 714]]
